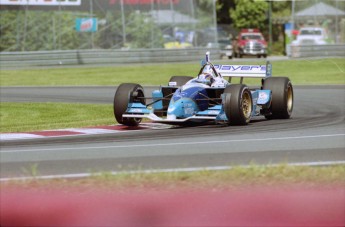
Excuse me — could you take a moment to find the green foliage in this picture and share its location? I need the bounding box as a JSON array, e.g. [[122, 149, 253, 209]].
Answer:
[[216, 0, 235, 24], [0, 10, 88, 51], [96, 11, 124, 49], [126, 12, 164, 49], [272, 1, 291, 19], [230, 0, 268, 30], [195, 0, 215, 12], [0, 9, 164, 51], [0, 11, 18, 51]]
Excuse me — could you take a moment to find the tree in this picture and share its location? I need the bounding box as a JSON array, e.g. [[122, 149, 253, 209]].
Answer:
[[229, 0, 268, 31], [125, 12, 163, 49], [0, 10, 88, 51], [0, 11, 18, 51], [216, 0, 235, 25]]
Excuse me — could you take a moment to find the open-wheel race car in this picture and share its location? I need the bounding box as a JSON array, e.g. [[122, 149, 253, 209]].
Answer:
[[113, 52, 293, 126]]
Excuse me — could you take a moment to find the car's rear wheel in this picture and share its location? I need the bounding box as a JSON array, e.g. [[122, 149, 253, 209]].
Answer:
[[263, 77, 293, 119], [223, 84, 253, 125], [169, 76, 193, 87], [113, 83, 145, 126]]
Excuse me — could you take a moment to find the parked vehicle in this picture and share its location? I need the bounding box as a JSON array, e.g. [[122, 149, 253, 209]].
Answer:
[[206, 37, 233, 59], [233, 29, 267, 58], [292, 27, 328, 45]]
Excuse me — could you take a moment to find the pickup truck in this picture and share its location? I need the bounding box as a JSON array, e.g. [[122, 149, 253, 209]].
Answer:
[[292, 27, 328, 45], [233, 29, 267, 58]]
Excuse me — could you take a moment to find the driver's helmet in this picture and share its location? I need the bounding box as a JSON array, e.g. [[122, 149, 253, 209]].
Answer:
[[197, 73, 214, 86]]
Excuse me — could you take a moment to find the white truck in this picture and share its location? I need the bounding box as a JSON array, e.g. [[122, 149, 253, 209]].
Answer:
[[292, 27, 328, 45]]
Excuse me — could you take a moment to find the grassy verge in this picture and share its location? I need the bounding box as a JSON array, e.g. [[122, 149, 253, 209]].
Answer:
[[1, 58, 344, 86], [80, 164, 345, 190], [0, 102, 113, 133], [4, 164, 345, 190]]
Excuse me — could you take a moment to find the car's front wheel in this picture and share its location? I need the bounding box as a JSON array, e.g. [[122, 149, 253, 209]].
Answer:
[[223, 84, 253, 125], [113, 83, 145, 126]]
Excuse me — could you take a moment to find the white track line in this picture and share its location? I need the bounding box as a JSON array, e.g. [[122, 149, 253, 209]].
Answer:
[[1, 133, 345, 153], [1, 160, 345, 182]]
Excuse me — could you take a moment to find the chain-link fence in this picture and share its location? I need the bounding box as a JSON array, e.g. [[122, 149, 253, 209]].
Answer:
[[0, 0, 218, 52]]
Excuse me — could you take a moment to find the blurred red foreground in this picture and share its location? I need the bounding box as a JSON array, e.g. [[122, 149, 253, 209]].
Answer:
[[1, 186, 344, 226]]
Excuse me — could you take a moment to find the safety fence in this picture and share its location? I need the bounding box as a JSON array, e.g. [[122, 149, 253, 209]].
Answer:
[[1, 45, 344, 69], [290, 44, 345, 58], [0, 48, 220, 68]]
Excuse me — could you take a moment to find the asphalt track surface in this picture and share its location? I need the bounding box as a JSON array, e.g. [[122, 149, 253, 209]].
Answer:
[[1, 85, 345, 179]]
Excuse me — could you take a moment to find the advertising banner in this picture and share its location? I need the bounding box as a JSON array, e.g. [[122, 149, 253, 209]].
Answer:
[[0, 0, 81, 6], [76, 18, 98, 33], [284, 23, 293, 56]]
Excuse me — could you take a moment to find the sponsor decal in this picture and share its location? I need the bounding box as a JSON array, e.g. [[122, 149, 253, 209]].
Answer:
[[169, 81, 177, 86], [76, 18, 97, 32], [183, 103, 194, 115], [208, 110, 219, 115], [259, 92, 268, 100], [257, 90, 270, 104], [0, 0, 81, 6], [214, 65, 266, 72]]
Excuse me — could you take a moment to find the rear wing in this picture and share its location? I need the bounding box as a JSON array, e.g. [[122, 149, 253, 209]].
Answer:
[[203, 52, 272, 79], [214, 62, 272, 78]]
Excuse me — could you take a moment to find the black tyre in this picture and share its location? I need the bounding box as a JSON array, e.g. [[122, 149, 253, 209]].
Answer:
[[223, 84, 253, 125], [113, 83, 145, 126], [169, 76, 193, 87], [263, 77, 293, 119]]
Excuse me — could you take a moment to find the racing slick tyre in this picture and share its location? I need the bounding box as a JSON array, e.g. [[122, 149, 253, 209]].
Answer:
[[263, 77, 293, 119], [223, 84, 253, 125], [114, 83, 145, 126], [169, 76, 193, 87]]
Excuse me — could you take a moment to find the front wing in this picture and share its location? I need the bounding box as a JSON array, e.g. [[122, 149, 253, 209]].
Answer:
[[122, 103, 227, 123]]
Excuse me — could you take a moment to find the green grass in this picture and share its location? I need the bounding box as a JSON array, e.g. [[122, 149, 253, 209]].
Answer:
[[88, 164, 345, 190], [0, 63, 200, 86], [0, 102, 114, 133], [1, 58, 344, 86], [4, 164, 345, 190]]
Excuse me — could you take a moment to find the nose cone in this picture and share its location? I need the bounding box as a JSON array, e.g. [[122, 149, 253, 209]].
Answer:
[[167, 98, 198, 119], [167, 86, 208, 119]]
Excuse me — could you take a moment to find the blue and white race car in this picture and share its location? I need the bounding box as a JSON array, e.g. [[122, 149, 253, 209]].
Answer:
[[113, 52, 293, 126]]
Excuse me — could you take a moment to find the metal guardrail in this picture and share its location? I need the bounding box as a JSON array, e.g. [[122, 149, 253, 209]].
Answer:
[[1, 45, 343, 69], [290, 44, 345, 58], [0, 48, 221, 69]]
